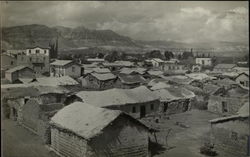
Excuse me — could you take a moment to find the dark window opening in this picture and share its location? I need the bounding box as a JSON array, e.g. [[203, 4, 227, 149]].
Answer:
[[132, 106, 136, 113], [164, 103, 168, 112], [10, 61, 14, 65], [29, 50, 31, 53], [140, 105, 146, 118], [56, 95, 61, 103], [36, 50, 40, 54], [24, 98, 29, 104], [150, 104, 154, 110], [222, 101, 228, 113]]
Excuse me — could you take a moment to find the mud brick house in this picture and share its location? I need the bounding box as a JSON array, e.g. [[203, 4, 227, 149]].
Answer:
[[66, 86, 160, 118], [50, 60, 81, 78], [235, 72, 249, 89], [207, 86, 249, 115], [144, 70, 164, 79], [213, 64, 237, 73], [30, 76, 81, 92], [212, 77, 238, 90], [116, 73, 147, 89], [8, 47, 50, 74], [119, 67, 147, 75], [209, 102, 249, 157], [82, 67, 112, 77], [19, 86, 70, 143], [80, 72, 117, 90], [160, 62, 186, 74], [1, 84, 39, 120], [86, 58, 105, 64], [195, 57, 212, 67], [150, 82, 171, 91], [150, 58, 165, 68], [152, 85, 195, 114], [162, 75, 204, 89], [22, 100, 64, 144], [12, 46, 51, 74], [103, 61, 134, 72], [5, 65, 35, 83], [186, 73, 216, 81], [1, 53, 17, 78], [50, 102, 151, 157], [202, 83, 222, 95]]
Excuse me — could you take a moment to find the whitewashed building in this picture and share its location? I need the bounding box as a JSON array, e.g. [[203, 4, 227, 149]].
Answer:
[[195, 58, 212, 66]]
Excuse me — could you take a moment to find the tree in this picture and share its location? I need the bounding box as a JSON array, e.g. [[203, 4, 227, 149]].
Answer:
[[97, 52, 104, 58], [211, 56, 217, 65], [145, 50, 163, 59], [120, 52, 127, 60], [182, 51, 193, 60], [164, 51, 174, 60], [177, 54, 182, 60], [104, 51, 119, 62]]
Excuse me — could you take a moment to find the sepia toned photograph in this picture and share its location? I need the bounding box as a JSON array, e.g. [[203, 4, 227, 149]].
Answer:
[[1, 1, 249, 157]]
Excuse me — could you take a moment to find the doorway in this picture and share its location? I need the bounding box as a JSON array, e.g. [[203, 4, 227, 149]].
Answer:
[[140, 105, 146, 118], [164, 103, 169, 112]]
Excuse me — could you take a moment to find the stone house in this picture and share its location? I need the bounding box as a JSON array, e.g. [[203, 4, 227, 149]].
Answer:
[[1, 84, 39, 120], [207, 86, 249, 115], [195, 58, 212, 66], [103, 61, 134, 72], [213, 64, 237, 73], [119, 67, 147, 75], [212, 78, 239, 90], [116, 74, 147, 89], [80, 72, 117, 90], [65, 86, 160, 119], [22, 100, 64, 143], [18, 86, 70, 143], [83, 67, 111, 75], [50, 102, 151, 157], [151, 58, 165, 67], [209, 102, 249, 157], [152, 86, 195, 114], [235, 72, 249, 89], [144, 70, 164, 79], [5, 65, 35, 83], [50, 60, 81, 78], [15, 46, 50, 74], [1, 53, 17, 78], [160, 62, 186, 74]]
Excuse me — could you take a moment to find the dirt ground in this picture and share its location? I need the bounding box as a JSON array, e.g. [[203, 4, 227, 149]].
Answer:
[[2, 109, 236, 157], [142, 109, 236, 157], [2, 119, 58, 157]]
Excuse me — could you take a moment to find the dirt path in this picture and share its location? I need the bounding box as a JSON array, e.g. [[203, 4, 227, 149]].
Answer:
[[2, 119, 58, 157]]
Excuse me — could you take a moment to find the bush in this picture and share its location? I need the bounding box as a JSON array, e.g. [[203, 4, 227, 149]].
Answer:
[[200, 142, 218, 156]]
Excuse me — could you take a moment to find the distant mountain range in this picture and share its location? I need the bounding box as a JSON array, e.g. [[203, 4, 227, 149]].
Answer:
[[2, 24, 249, 57]]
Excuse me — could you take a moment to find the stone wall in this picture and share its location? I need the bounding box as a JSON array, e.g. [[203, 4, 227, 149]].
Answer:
[[208, 96, 248, 115], [51, 127, 88, 157], [211, 119, 249, 157]]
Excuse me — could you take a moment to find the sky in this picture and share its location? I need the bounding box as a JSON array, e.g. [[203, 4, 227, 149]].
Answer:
[[1, 1, 249, 43]]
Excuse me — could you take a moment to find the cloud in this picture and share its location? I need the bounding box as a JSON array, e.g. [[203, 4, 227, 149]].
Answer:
[[2, 1, 248, 43]]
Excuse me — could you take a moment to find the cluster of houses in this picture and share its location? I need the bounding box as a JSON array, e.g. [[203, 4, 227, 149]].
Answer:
[[1, 46, 249, 156]]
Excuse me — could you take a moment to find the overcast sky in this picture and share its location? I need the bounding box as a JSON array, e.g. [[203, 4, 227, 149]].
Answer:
[[2, 1, 249, 43]]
